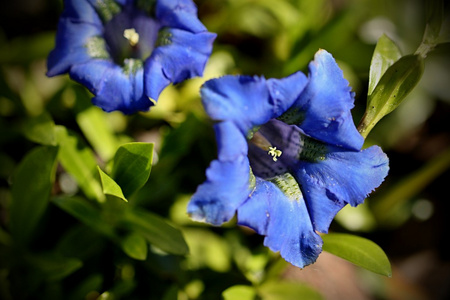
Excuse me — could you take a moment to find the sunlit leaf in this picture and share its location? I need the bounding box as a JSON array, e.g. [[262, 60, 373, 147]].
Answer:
[[10, 146, 58, 246], [368, 34, 402, 96], [55, 125, 105, 202], [120, 208, 188, 255], [121, 232, 148, 261], [97, 166, 127, 202], [22, 111, 56, 145], [76, 104, 120, 162], [322, 233, 391, 277], [258, 281, 323, 300], [111, 142, 153, 197], [52, 196, 117, 240], [359, 54, 424, 138], [222, 285, 257, 300]]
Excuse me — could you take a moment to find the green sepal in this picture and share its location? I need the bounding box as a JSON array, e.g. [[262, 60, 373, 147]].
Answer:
[[322, 233, 392, 277], [97, 166, 128, 202], [358, 54, 424, 138], [10, 146, 59, 247]]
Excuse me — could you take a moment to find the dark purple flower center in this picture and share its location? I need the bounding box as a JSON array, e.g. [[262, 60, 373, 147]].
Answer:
[[103, 4, 161, 65]]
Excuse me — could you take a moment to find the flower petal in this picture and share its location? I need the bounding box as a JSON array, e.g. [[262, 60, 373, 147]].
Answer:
[[144, 28, 216, 101], [214, 121, 248, 161], [296, 145, 389, 233], [187, 156, 251, 225], [62, 0, 102, 24], [156, 0, 207, 33], [47, 19, 103, 76], [70, 59, 152, 114], [237, 178, 323, 268], [200, 75, 276, 134], [290, 49, 364, 150]]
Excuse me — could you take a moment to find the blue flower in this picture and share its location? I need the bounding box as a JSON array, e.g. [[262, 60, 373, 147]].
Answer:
[[47, 0, 216, 114], [187, 50, 389, 268]]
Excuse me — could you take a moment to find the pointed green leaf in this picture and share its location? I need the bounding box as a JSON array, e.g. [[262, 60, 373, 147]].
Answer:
[[368, 34, 402, 96], [55, 126, 105, 202], [222, 285, 257, 300], [10, 146, 58, 246], [111, 143, 154, 197], [258, 281, 323, 300], [120, 208, 188, 255], [322, 233, 391, 277], [359, 54, 424, 138], [76, 105, 120, 162], [121, 232, 148, 260], [22, 111, 56, 145], [52, 196, 117, 239], [97, 166, 127, 202], [27, 253, 83, 281]]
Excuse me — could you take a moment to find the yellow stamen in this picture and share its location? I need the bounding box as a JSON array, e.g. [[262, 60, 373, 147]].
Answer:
[[123, 28, 139, 46], [268, 147, 282, 162]]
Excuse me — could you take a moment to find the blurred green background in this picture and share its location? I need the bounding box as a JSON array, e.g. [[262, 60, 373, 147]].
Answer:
[[0, 0, 449, 299]]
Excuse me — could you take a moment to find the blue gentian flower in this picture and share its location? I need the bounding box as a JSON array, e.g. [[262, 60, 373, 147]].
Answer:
[[47, 0, 216, 114], [187, 50, 389, 268]]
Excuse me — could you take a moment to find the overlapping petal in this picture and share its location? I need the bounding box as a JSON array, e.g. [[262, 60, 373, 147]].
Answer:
[[295, 145, 389, 233], [238, 178, 323, 268], [288, 50, 364, 150], [144, 28, 216, 101], [70, 59, 151, 113], [156, 0, 207, 33], [187, 156, 251, 225]]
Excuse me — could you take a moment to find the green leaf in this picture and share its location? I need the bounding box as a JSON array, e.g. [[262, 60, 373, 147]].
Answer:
[[111, 142, 154, 197], [22, 111, 56, 145], [120, 208, 188, 255], [121, 232, 148, 260], [27, 253, 83, 281], [258, 281, 323, 300], [322, 233, 391, 277], [222, 285, 257, 300], [358, 54, 424, 138], [68, 274, 103, 300], [52, 196, 117, 240], [97, 166, 127, 202], [368, 34, 402, 96], [76, 105, 120, 162], [10, 146, 58, 246], [55, 125, 105, 202]]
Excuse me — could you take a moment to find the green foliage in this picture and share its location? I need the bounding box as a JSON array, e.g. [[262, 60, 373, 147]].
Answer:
[[98, 166, 128, 202], [10, 146, 59, 246], [322, 233, 392, 277]]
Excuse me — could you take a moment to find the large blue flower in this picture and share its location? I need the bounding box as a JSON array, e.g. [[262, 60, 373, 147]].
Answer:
[[187, 50, 389, 268], [47, 0, 216, 114]]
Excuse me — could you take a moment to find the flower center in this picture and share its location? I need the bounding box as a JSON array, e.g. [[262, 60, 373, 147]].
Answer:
[[102, 5, 161, 65]]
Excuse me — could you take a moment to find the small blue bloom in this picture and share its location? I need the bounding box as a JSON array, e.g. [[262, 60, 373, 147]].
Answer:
[[47, 0, 216, 114], [187, 50, 389, 268]]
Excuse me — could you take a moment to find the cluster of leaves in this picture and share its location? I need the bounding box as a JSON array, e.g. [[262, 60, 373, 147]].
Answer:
[[0, 0, 449, 299]]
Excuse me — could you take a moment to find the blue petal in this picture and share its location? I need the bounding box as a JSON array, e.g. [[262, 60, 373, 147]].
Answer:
[[214, 121, 248, 161], [47, 19, 103, 76], [291, 50, 364, 150], [156, 0, 207, 33], [70, 59, 153, 114], [187, 156, 251, 225], [61, 0, 102, 24], [144, 28, 216, 101], [237, 178, 323, 268], [201, 75, 276, 134], [266, 71, 308, 117], [296, 145, 389, 233]]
